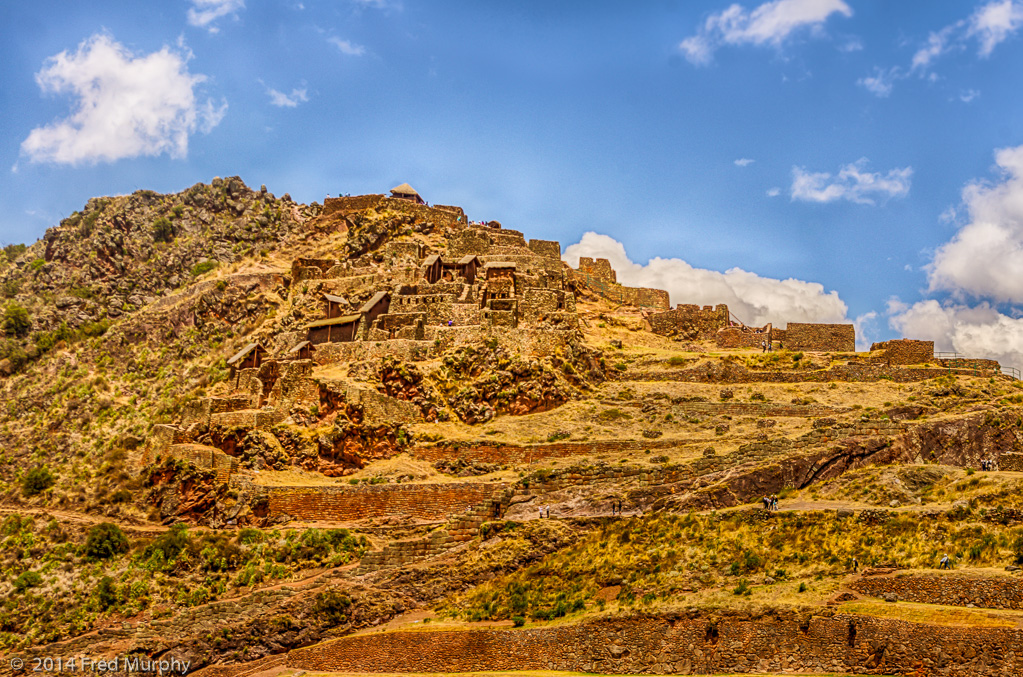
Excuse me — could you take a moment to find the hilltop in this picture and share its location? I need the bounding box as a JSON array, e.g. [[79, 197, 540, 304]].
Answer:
[[1, 180, 1022, 676]]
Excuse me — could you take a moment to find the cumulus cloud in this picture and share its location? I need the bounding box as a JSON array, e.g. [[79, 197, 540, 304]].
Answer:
[[766, 187, 781, 197], [562, 232, 848, 327], [968, 0, 1023, 56], [20, 34, 225, 166], [187, 0, 245, 33], [328, 37, 366, 56], [790, 159, 912, 205], [928, 145, 1023, 303], [734, 158, 755, 167], [679, 0, 852, 65], [267, 87, 308, 108], [888, 299, 1023, 368]]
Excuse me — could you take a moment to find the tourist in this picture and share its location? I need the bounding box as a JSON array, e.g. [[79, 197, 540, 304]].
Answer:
[[852, 557, 859, 573], [761, 341, 766, 353], [538, 505, 543, 520], [546, 505, 551, 519], [940, 553, 951, 569]]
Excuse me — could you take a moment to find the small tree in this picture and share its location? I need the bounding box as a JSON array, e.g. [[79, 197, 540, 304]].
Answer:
[[2, 302, 30, 337], [22, 466, 54, 497], [85, 523, 129, 560]]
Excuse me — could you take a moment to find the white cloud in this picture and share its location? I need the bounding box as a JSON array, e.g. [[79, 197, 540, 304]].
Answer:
[[329, 37, 366, 56], [838, 36, 863, 52], [734, 158, 755, 167], [267, 87, 308, 108], [968, 0, 1023, 56], [857, 66, 900, 97], [911, 24, 961, 71], [928, 145, 1023, 303], [888, 299, 1023, 368], [20, 34, 225, 166], [790, 158, 912, 205], [187, 0, 245, 33], [680, 0, 852, 65], [766, 187, 781, 197], [563, 232, 848, 327], [853, 310, 879, 351], [959, 88, 981, 102]]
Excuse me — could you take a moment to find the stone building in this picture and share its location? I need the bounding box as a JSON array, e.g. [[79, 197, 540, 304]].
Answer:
[[390, 183, 425, 204]]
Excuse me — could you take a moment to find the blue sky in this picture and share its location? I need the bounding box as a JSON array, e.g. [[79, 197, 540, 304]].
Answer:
[[3, 1, 1023, 364]]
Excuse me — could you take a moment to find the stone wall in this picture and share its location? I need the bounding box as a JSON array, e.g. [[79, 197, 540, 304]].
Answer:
[[577, 257, 617, 283], [851, 574, 1023, 610], [784, 322, 855, 352], [649, 304, 729, 339], [999, 453, 1023, 471], [871, 339, 935, 365], [528, 239, 561, 259], [343, 385, 421, 425], [163, 444, 239, 482], [714, 325, 772, 349], [264, 481, 510, 522], [413, 439, 682, 466], [287, 614, 1023, 676], [567, 268, 670, 310]]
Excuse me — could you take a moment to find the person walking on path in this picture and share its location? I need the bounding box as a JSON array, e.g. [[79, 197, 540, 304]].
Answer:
[[852, 557, 859, 573], [940, 553, 951, 569]]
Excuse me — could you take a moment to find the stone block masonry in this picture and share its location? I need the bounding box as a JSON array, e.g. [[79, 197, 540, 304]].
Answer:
[[649, 304, 730, 339], [871, 338, 934, 365], [264, 481, 511, 522], [287, 614, 1023, 676], [784, 322, 855, 352], [851, 574, 1023, 610], [1000, 452, 1023, 471]]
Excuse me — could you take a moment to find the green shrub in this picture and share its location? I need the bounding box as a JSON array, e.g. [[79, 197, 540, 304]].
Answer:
[[190, 260, 218, 277], [313, 587, 352, 625], [86, 523, 130, 560], [13, 570, 42, 593], [3, 301, 31, 338], [152, 217, 175, 243], [22, 466, 54, 496], [512, 615, 525, 627], [144, 523, 192, 562], [732, 578, 752, 596], [96, 576, 118, 609]]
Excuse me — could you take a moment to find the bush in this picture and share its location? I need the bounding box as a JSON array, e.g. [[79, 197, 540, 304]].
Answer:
[[13, 570, 42, 593], [96, 576, 118, 609], [152, 217, 175, 243], [86, 523, 130, 560], [190, 260, 218, 277], [2, 301, 31, 338], [144, 523, 192, 562], [22, 466, 54, 496], [732, 578, 752, 596], [313, 587, 352, 625], [512, 615, 526, 627]]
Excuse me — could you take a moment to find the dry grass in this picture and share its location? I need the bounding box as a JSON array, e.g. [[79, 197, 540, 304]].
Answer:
[[840, 600, 1023, 628]]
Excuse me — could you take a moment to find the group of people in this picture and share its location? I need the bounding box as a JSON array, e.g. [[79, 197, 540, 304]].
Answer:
[[610, 499, 624, 515], [760, 341, 774, 352], [980, 458, 997, 471], [761, 494, 780, 511], [537, 505, 551, 519]]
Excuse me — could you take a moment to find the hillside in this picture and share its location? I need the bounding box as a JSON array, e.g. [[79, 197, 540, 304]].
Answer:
[[1, 181, 1022, 677]]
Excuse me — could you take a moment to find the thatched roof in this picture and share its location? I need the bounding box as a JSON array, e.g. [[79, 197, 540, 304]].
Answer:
[[226, 343, 265, 366], [288, 340, 313, 354], [306, 314, 361, 329], [390, 183, 419, 196], [359, 291, 389, 314], [323, 293, 348, 305]]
